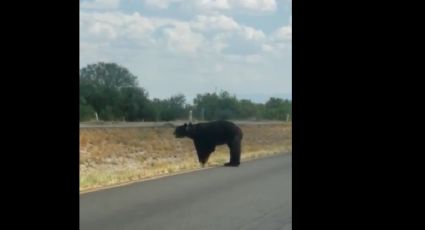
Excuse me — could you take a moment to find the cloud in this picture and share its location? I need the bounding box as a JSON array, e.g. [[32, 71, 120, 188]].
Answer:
[[162, 23, 205, 55], [221, 32, 264, 56], [261, 44, 274, 52], [196, 0, 231, 10], [191, 15, 265, 41], [234, 0, 277, 11], [272, 24, 292, 42], [191, 15, 239, 31], [241, 26, 266, 40], [269, 17, 292, 46], [254, 19, 291, 58], [142, 0, 276, 12], [80, 11, 158, 45], [90, 21, 118, 39], [143, 0, 182, 9], [189, 14, 266, 57], [197, 0, 276, 12], [80, 10, 269, 58], [80, 0, 120, 10]]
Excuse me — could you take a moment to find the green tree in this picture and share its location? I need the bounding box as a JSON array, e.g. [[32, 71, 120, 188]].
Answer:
[[80, 62, 137, 89], [264, 97, 292, 120], [237, 99, 258, 119], [194, 93, 219, 120], [80, 62, 146, 121], [120, 87, 150, 121], [79, 96, 96, 121], [193, 91, 239, 120], [168, 94, 187, 120], [150, 94, 187, 121]]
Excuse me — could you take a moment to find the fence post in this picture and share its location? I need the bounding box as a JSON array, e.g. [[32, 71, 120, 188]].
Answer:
[[95, 112, 99, 121], [189, 110, 193, 122], [201, 108, 205, 121]]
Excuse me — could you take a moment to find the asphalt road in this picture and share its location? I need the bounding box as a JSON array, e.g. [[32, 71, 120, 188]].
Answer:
[[80, 153, 292, 230]]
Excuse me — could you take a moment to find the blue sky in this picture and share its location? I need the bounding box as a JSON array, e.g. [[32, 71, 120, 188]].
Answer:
[[80, 0, 292, 103]]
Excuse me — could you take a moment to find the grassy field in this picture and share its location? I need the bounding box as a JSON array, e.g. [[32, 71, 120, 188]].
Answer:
[[80, 122, 291, 192]]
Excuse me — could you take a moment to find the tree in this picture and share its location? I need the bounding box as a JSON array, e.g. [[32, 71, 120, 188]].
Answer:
[[237, 99, 258, 119], [264, 97, 292, 120], [150, 95, 187, 121], [80, 96, 96, 121], [193, 91, 239, 120], [120, 87, 150, 121], [167, 94, 186, 119], [194, 93, 220, 120], [80, 62, 137, 89], [80, 62, 148, 121], [79, 62, 293, 122]]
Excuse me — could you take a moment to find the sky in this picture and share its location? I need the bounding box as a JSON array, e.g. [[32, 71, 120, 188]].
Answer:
[[80, 0, 292, 104]]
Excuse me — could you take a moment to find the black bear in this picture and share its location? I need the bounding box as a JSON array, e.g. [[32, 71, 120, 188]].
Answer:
[[174, 120, 243, 167]]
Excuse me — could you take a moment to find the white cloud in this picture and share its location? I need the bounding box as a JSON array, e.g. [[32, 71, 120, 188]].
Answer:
[[142, 0, 276, 12], [80, 11, 158, 44], [273, 24, 292, 41], [81, 11, 269, 57], [241, 26, 266, 40], [90, 22, 118, 39], [257, 18, 291, 57], [163, 23, 205, 55], [143, 0, 182, 9], [191, 14, 266, 41], [262, 44, 274, 52], [236, 0, 277, 11], [189, 15, 266, 56], [197, 0, 231, 10], [80, 0, 120, 10], [197, 0, 276, 11], [81, 11, 203, 55], [191, 15, 239, 31], [208, 34, 228, 53]]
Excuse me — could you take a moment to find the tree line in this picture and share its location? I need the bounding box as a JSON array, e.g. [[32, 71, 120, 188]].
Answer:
[[80, 62, 291, 122]]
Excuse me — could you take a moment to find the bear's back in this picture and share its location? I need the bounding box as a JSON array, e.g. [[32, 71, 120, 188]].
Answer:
[[194, 120, 241, 144]]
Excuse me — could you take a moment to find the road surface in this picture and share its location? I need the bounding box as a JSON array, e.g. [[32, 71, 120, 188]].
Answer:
[[80, 153, 292, 230]]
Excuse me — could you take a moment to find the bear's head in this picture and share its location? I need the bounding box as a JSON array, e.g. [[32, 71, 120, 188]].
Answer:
[[173, 123, 195, 138]]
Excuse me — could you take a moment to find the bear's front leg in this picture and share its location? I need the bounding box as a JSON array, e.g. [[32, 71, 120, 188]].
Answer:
[[194, 139, 214, 167]]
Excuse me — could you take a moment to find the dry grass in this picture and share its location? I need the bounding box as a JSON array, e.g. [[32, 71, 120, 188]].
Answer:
[[80, 122, 291, 191]]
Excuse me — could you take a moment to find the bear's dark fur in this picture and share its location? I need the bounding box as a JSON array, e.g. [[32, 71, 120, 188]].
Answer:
[[174, 120, 243, 167]]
